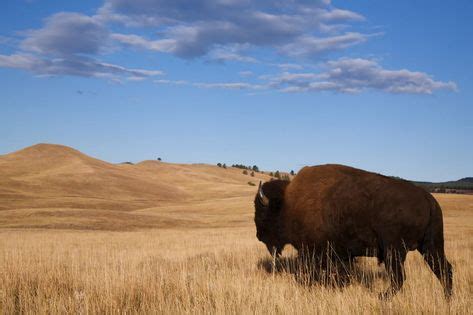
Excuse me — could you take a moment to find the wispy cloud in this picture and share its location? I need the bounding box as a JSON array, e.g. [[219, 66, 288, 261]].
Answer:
[[154, 79, 189, 86], [206, 45, 258, 63], [0, 12, 162, 80], [21, 12, 109, 56], [101, 0, 369, 60], [193, 82, 265, 90], [0, 53, 162, 80], [279, 32, 376, 58], [0, 1, 458, 95], [267, 58, 458, 94], [110, 33, 176, 53], [155, 79, 265, 91], [276, 63, 305, 71], [152, 58, 457, 95]]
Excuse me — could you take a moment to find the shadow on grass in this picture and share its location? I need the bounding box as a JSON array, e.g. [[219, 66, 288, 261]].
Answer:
[[257, 255, 388, 290]]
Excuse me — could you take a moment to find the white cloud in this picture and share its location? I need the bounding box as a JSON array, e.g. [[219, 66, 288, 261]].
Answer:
[[0, 12, 162, 81], [276, 63, 304, 70], [206, 45, 258, 63], [21, 12, 108, 56], [193, 82, 265, 90], [279, 32, 371, 57], [0, 1, 458, 95], [151, 57, 457, 95], [111, 33, 176, 53], [154, 79, 189, 85], [100, 0, 369, 59], [0, 53, 162, 80], [319, 8, 365, 22], [154, 78, 265, 91], [268, 58, 458, 94]]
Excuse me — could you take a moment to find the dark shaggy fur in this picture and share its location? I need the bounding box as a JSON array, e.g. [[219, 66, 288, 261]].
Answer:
[[254, 164, 453, 298]]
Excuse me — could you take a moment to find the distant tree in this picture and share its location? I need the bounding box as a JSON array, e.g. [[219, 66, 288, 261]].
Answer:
[[252, 165, 259, 172], [243, 170, 248, 175], [290, 170, 295, 176], [232, 163, 253, 170], [217, 163, 222, 168], [269, 172, 274, 177], [250, 171, 255, 177], [223, 163, 227, 169], [274, 170, 281, 179], [157, 157, 162, 161]]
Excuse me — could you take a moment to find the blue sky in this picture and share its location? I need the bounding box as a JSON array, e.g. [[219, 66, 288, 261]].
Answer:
[[0, 0, 472, 181]]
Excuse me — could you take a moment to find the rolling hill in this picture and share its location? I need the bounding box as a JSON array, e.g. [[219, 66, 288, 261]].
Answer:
[[2, 143, 470, 230], [0, 143, 271, 230]]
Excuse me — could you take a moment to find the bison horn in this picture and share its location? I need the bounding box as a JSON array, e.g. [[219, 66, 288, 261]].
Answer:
[[258, 181, 269, 207]]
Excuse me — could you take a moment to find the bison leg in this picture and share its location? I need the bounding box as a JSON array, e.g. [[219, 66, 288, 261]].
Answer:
[[422, 250, 453, 298], [376, 248, 384, 266], [380, 246, 407, 299]]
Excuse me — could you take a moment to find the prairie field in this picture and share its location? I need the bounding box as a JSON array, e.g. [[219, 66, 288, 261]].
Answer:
[[0, 193, 472, 314], [0, 145, 472, 314]]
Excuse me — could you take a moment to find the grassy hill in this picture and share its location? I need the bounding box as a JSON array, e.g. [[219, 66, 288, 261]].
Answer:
[[0, 143, 271, 230], [1, 143, 471, 229]]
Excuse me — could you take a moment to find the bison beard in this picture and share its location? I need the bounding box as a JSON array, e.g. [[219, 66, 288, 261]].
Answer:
[[254, 164, 453, 299]]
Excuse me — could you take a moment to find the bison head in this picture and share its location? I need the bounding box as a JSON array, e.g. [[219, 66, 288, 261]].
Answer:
[[254, 180, 290, 257]]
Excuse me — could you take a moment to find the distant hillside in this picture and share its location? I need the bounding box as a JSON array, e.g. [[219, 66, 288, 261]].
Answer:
[[0, 143, 471, 229], [0, 143, 276, 230], [0, 143, 270, 212], [412, 177, 473, 192]]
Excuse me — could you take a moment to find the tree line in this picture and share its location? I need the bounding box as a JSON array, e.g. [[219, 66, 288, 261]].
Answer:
[[216, 162, 295, 181]]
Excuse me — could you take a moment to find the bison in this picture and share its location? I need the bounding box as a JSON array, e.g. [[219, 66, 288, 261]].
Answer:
[[254, 164, 453, 298]]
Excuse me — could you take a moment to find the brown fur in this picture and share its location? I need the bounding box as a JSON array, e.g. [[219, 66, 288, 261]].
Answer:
[[254, 164, 453, 298]]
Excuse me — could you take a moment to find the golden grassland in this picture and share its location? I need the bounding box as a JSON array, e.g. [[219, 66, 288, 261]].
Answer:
[[0, 144, 472, 313], [0, 194, 471, 314]]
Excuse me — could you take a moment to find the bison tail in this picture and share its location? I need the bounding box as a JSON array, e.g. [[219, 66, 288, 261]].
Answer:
[[420, 199, 444, 254], [419, 199, 453, 298]]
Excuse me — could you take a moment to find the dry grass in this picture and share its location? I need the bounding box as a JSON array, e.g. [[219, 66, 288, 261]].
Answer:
[[0, 145, 472, 313], [0, 194, 472, 314]]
